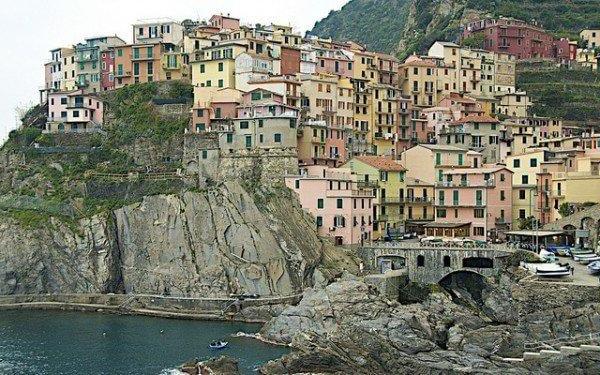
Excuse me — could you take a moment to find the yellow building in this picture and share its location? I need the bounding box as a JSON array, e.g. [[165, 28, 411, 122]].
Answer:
[[191, 42, 247, 103], [61, 48, 78, 91], [342, 156, 406, 239], [400, 55, 438, 108], [497, 91, 532, 117], [550, 166, 600, 220], [506, 150, 548, 222], [402, 177, 434, 234], [371, 84, 401, 156], [576, 48, 598, 71], [580, 29, 600, 49]]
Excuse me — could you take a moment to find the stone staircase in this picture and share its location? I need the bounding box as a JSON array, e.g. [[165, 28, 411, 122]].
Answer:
[[503, 344, 600, 363]]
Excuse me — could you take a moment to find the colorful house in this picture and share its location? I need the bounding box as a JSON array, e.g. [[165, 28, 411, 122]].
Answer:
[[427, 166, 513, 240], [342, 156, 406, 239], [285, 165, 374, 245], [45, 89, 103, 133]]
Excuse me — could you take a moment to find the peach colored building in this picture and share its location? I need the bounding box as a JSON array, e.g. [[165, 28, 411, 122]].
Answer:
[[427, 166, 513, 240], [45, 89, 103, 133], [285, 165, 374, 245]]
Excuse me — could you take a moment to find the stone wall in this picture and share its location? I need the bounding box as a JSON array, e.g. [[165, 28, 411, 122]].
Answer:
[[120, 135, 184, 169], [358, 244, 510, 284], [544, 204, 600, 248]]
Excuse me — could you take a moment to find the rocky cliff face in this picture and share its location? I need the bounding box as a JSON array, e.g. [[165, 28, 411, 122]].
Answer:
[[0, 182, 327, 297], [260, 274, 600, 374]]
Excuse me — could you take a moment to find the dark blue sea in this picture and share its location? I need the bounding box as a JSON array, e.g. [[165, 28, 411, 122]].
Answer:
[[0, 310, 288, 374]]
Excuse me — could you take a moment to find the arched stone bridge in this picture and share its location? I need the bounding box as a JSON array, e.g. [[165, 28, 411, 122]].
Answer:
[[358, 242, 512, 284], [544, 204, 600, 249]]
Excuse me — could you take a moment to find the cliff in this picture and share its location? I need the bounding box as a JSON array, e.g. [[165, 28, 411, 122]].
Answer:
[[310, 0, 600, 59], [0, 81, 354, 298], [0, 182, 329, 297]]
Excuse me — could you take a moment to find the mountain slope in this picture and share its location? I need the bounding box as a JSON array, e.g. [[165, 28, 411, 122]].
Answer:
[[311, 0, 600, 57]]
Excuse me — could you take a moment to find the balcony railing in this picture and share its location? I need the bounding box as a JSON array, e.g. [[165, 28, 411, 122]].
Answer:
[[435, 179, 495, 188], [357, 180, 379, 189], [380, 197, 401, 204], [400, 196, 432, 204]]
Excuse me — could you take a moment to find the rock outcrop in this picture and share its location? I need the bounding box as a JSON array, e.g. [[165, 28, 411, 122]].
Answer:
[[0, 182, 331, 297], [259, 275, 600, 374]]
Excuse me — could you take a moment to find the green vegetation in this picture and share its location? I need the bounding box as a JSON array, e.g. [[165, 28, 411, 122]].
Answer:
[[518, 67, 600, 122], [311, 0, 600, 57], [103, 82, 190, 145], [0, 81, 194, 228], [460, 33, 485, 49]]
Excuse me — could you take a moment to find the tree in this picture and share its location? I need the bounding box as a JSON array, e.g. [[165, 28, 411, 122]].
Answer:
[[517, 216, 539, 230], [461, 33, 485, 49], [558, 202, 573, 218]]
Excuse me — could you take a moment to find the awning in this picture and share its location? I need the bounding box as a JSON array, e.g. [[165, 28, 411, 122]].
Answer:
[[423, 222, 471, 229], [506, 230, 564, 237]]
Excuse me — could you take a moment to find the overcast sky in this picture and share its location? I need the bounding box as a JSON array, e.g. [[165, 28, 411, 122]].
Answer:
[[0, 0, 346, 144]]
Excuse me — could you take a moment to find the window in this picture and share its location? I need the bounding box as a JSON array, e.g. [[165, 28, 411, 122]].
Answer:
[[519, 209, 526, 219], [117, 49, 123, 57], [215, 108, 221, 118], [443, 256, 451, 267], [473, 227, 485, 236], [133, 62, 139, 75], [379, 171, 388, 181], [316, 216, 323, 227], [218, 62, 223, 71], [274, 133, 282, 143], [436, 208, 447, 218], [240, 121, 249, 129], [195, 123, 206, 132], [474, 208, 484, 218], [206, 80, 211, 87], [147, 61, 153, 75], [336, 198, 343, 209], [417, 255, 425, 267], [72, 110, 80, 117], [530, 158, 537, 167], [513, 159, 520, 168], [200, 64, 205, 73], [201, 150, 208, 159], [519, 190, 526, 200], [522, 175, 529, 185], [133, 48, 140, 59], [294, 180, 300, 189], [218, 79, 223, 87], [317, 199, 324, 209], [258, 119, 264, 127], [147, 47, 153, 58], [500, 190, 505, 201], [458, 154, 463, 166], [435, 152, 441, 165], [226, 133, 233, 143]]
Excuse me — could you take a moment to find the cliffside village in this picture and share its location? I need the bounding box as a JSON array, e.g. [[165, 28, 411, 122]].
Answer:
[[40, 14, 600, 246]]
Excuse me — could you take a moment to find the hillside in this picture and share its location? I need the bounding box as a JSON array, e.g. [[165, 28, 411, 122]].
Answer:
[[517, 66, 600, 123], [310, 0, 600, 58], [0, 81, 354, 297]]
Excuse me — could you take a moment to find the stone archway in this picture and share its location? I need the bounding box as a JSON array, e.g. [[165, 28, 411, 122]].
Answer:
[[563, 224, 576, 246], [438, 270, 488, 309]]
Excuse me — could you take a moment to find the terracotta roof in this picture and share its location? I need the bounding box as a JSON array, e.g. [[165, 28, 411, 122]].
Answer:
[[451, 114, 500, 125], [402, 54, 436, 67], [354, 156, 406, 172]]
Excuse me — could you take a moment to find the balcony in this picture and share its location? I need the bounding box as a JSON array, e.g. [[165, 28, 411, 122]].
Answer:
[[131, 53, 155, 61], [311, 137, 326, 144], [115, 70, 132, 77], [357, 180, 378, 189], [76, 79, 89, 88], [400, 196, 432, 204], [374, 132, 384, 139], [75, 54, 98, 62], [380, 197, 401, 204], [435, 179, 495, 188]]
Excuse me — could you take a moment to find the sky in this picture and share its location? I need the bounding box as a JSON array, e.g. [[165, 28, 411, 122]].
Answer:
[[0, 0, 346, 144]]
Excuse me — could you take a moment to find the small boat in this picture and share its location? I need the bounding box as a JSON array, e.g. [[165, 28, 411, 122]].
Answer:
[[587, 261, 600, 275], [539, 249, 556, 262], [534, 263, 571, 277], [208, 341, 228, 350], [573, 253, 600, 262], [571, 248, 594, 256], [576, 255, 600, 265]]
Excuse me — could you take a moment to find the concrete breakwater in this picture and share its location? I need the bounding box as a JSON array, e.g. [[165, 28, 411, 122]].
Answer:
[[0, 293, 303, 323]]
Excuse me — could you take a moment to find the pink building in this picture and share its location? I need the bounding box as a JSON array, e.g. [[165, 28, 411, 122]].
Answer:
[[45, 89, 104, 133], [209, 14, 240, 30], [315, 48, 354, 78], [285, 165, 374, 245], [427, 166, 513, 240]]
